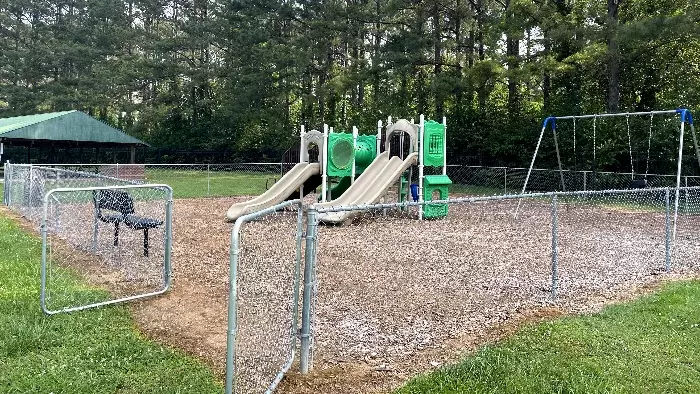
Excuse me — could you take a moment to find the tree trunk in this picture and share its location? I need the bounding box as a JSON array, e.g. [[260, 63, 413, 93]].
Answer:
[[505, 0, 519, 117], [606, 0, 621, 112], [542, 29, 551, 112]]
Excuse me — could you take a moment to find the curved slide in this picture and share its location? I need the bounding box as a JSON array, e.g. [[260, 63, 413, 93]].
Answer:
[[226, 162, 320, 222], [315, 151, 418, 223]]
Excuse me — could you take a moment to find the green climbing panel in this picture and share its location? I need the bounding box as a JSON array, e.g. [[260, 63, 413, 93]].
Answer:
[[423, 121, 445, 167], [423, 174, 451, 219], [355, 134, 377, 172], [327, 132, 354, 177], [327, 132, 377, 177]]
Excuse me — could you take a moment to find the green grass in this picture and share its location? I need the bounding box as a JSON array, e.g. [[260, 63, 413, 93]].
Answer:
[[397, 280, 700, 394], [0, 212, 222, 393], [145, 169, 276, 199]]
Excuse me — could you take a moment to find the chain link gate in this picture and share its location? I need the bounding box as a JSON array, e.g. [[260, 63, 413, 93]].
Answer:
[[41, 184, 173, 314], [226, 200, 304, 394]]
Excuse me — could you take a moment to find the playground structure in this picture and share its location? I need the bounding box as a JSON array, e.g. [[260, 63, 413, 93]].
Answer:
[[226, 115, 452, 223]]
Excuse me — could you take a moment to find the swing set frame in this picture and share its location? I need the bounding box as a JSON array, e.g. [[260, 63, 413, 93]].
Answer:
[[519, 108, 696, 240]]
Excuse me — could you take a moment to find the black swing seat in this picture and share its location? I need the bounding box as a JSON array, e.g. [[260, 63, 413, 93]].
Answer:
[[93, 189, 163, 256]]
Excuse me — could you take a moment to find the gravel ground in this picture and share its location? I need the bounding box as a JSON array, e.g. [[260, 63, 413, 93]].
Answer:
[[21, 192, 700, 393]]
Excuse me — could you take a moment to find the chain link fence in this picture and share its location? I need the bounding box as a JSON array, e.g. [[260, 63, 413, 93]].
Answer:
[[3, 164, 173, 314], [446, 164, 700, 195], [27, 163, 291, 199], [295, 187, 700, 379], [13, 162, 698, 200], [4, 164, 138, 222]]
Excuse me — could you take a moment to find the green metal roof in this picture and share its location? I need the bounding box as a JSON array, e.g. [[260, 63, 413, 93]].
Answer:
[[0, 111, 146, 145]]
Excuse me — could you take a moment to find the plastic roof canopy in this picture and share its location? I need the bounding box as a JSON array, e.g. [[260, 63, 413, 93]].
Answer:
[[0, 111, 146, 145]]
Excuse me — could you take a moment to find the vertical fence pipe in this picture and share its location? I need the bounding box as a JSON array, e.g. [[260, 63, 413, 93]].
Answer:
[[550, 195, 559, 300], [418, 115, 425, 220], [207, 164, 211, 196], [300, 208, 318, 373], [583, 171, 587, 191], [225, 218, 243, 394], [665, 188, 671, 272], [503, 168, 507, 194], [164, 195, 173, 288], [2, 162, 7, 206]]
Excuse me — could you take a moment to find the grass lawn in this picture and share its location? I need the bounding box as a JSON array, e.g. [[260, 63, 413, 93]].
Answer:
[[144, 169, 277, 199], [397, 280, 700, 394], [0, 211, 221, 393]]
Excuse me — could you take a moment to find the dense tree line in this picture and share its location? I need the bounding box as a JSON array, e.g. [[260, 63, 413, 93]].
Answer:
[[1, 0, 699, 168]]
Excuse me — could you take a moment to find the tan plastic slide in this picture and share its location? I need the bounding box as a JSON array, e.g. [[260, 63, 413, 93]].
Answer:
[[315, 151, 418, 223], [226, 162, 320, 222]]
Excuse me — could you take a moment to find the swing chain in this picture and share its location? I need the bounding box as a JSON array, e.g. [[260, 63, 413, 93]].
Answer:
[[645, 114, 654, 180], [626, 115, 635, 179]]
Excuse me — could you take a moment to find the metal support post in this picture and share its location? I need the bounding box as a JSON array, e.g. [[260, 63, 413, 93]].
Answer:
[[665, 188, 671, 272], [418, 115, 425, 220], [550, 195, 559, 301], [300, 208, 318, 373]]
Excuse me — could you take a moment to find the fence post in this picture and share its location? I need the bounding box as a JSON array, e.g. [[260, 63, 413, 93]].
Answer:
[[207, 164, 211, 196], [225, 219, 242, 394], [550, 195, 559, 301], [665, 188, 671, 272], [583, 171, 587, 191], [116, 163, 119, 179], [2, 162, 7, 206], [300, 208, 318, 373], [503, 168, 507, 194]]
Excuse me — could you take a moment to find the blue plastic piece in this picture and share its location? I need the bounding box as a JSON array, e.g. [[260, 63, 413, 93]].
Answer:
[[543, 116, 556, 130], [410, 184, 419, 202], [676, 108, 694, 125]]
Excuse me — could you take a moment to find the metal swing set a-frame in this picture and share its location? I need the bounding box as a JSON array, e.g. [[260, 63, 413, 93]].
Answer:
[[518, 108, 697, 237]]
